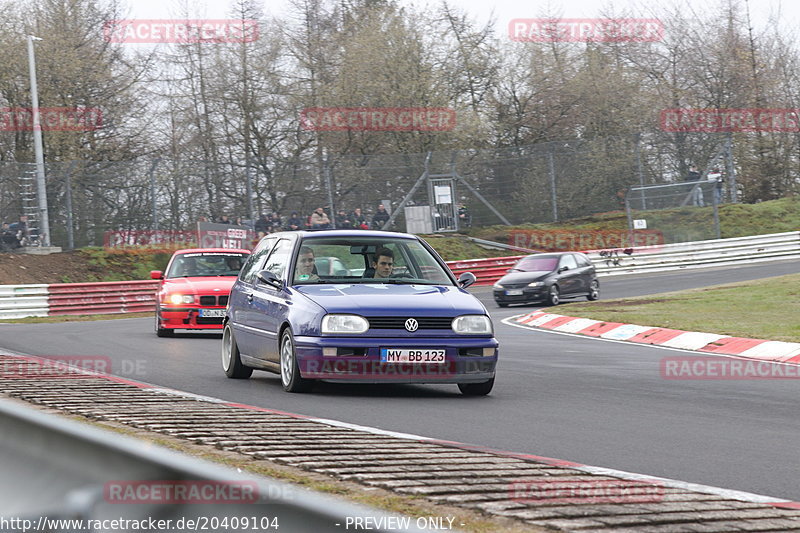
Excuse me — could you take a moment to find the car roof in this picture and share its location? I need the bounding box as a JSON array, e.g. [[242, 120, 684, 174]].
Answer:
[[521, 252, 585, 259], [171, 248, 252, 255], [269, 229, 419, 240]]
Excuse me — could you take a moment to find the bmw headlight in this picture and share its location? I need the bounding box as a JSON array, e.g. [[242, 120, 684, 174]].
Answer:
[[168, 294, 195, 304], [492, 281, 504, 289], [452, 315, 493, 335], [321, 314, 369, 334], [527, 281, 544, 288]]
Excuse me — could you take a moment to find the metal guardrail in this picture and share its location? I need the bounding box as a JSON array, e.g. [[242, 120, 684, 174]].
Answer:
[[0, 398, 430, 532], [48, 280, 157, 315], [0, 231, 797, 318]]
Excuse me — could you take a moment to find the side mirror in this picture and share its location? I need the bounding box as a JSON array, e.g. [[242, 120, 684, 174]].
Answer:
[[457, 272, 477, 289], [150, 270, 163, 280], [256, 269, 283, 289], [558, 266, 569, 273]]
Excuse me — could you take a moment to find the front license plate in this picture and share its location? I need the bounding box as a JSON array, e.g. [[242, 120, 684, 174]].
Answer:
[[380, 349, 445, 363], [506, 289, 523, 296], [199, 308, 225, 318]]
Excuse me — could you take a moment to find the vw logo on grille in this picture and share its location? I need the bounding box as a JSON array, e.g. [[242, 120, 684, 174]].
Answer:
[[404, 318, 419, 332]]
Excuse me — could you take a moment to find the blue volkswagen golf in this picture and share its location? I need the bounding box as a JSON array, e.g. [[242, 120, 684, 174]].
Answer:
[[222, 230, 498, 395]]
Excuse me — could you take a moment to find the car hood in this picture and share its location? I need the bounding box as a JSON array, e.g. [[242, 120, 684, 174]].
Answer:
[[162, 277, 237, 294], [294, 283, 486, 316], [498, 271, 552, 284]]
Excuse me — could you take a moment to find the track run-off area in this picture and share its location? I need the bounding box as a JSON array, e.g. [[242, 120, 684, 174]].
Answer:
[[1, 259, 798, 505]]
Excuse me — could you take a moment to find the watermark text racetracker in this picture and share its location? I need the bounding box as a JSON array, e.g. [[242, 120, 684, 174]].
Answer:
[[103, 19, 259, 43], [0, 356, 146, 379], [0, 107, 102, 132], [661, 357, 800, 380], [508, 18, 664, 42], [660, 108, 800, 132], [510, 229, 664, 252], [300, 107, 456, 132]]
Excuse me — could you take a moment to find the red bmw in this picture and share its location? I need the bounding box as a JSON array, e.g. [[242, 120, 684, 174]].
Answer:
[[151, 248, 251, 336]]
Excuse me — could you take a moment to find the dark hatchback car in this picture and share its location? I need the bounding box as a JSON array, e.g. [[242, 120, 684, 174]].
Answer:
[[493, 252, 599, 307], [222, 230, 498, 395]]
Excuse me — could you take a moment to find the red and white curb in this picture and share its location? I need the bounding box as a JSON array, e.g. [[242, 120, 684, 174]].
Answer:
[[2, 349, 799, 511], [506, 310, 800, 364]]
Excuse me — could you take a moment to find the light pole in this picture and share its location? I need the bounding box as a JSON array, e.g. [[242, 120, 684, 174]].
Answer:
[[27, 34, 51, 247]]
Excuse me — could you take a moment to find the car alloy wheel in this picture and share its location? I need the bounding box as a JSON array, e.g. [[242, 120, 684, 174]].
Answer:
[[280, 329, 312, 392], [547, 285, 560, 306], [222, 324, 252, 379], [154, 307, 173, 337], [587, 280, 600, 301]]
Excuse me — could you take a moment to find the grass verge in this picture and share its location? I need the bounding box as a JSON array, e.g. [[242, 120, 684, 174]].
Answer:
[[559, 273, 800, 342]]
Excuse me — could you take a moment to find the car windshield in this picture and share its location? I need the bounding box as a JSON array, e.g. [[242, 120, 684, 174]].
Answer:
[[292, 237, 454, 285], [513, 256, 559, 272], [166, 252, 248, 278]]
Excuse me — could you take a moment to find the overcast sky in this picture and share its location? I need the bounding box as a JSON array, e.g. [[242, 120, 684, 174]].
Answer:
[[126, 0, 799, 37]]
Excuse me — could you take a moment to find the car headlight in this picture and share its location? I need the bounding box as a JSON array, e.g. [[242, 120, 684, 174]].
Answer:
[[452, 315, 493, 335], [321, 314, 369, 334], [168, 294, 195, 304], [492, 281, 503, 289], [527, 281, 544, 288]]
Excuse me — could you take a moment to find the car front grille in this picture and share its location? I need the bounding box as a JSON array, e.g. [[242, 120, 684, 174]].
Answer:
[[199, 295, 228, 306], [367, 317, 453, 330]]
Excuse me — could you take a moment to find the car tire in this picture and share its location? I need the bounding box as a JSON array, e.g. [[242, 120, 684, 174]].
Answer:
[[280, 329, 312, 393], [222, 324, 253, 379], [155, 308, 174, 337], [458, 378, 494, 396], [497, 302, 509, 308], [587, 280, 600, 301], [546, 285, 560, 306]]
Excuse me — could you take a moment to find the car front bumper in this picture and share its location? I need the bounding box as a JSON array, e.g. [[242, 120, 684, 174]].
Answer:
[[294, 335, 498, 384], [493, 287, 547, 304], [158, 307, 226, 330]]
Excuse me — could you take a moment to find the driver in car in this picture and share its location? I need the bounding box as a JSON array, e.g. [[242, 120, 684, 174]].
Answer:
[[372, 248, 395, 278]]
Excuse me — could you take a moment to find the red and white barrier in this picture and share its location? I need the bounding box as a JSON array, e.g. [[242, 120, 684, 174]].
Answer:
[[0, 281, 158, 320]]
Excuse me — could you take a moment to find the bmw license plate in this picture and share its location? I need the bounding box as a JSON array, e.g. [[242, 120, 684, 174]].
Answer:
[[380, 349, 445, 363], [199, 309, 225, 318], [506, 289, 523, 296]]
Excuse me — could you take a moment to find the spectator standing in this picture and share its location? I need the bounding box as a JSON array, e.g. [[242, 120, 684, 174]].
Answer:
[[218, 215, 232, 224], [708, 168, 724, 205], [255, 214, 270, 236], [457, 203, 471, 228], [685, 165, 704, 207], [285, 212, 304, 231], [309, 207, 331, 229], [351, 208, 368, 229], [270, 213, 282, 231], [335, 209, 352, 229], [371, 204, 390, 230]]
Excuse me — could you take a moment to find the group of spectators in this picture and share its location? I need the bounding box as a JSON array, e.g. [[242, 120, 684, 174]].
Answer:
[[227, 205, 394, 237], [0, 215, 36, 251], [208, 202, 471, 238]]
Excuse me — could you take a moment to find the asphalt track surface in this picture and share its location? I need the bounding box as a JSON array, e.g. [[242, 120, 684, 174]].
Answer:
[[1, 259, 798, 500]]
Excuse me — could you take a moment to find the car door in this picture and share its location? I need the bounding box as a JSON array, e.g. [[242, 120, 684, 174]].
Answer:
[[557, 254, 581, 295], [230, 237, 276, 357], [572, 253, 594, 294], [250, 238, 294, 362]]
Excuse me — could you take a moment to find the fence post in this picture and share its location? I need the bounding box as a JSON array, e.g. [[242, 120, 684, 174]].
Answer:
[[547, 149, 558, 222], [725, 133, 737, 203], [324, 152, 336, 229], [149, 159, 161, 230]]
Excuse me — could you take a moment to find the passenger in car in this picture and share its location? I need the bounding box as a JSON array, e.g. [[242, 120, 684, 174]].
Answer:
[[295, 246, 320, 282]]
